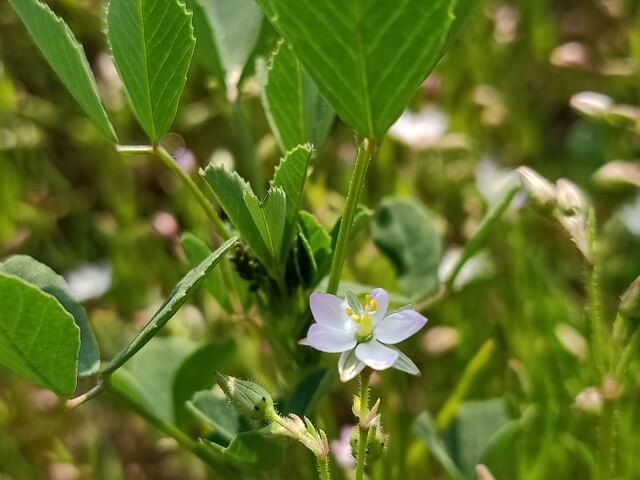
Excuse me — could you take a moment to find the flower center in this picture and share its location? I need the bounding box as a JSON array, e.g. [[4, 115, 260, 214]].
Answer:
[[346, 294, 377, 342]]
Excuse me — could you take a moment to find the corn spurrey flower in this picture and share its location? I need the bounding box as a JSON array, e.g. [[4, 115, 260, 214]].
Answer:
[[300, 289, 428, 382]]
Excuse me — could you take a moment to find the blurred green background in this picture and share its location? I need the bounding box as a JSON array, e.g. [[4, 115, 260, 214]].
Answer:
[[1, 0, 640, 479]]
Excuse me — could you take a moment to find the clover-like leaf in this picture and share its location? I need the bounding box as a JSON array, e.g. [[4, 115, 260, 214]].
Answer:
[[257, 41, 334, 153], [255, 0, 476, 138], [9, 0, 117, 142], [0, 255, 100, 377], [107, 0, 195, 141], [0, 273, 80, 397]]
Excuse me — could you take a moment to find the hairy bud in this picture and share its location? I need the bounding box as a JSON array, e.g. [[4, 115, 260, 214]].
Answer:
[[620, 276, 640, 320], [215, 373, 275, 420], [517, 166, 557, 214]]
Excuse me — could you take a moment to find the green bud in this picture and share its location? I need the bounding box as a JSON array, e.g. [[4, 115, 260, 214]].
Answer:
[[620, 276, 640, 320], [215, 373, 275, 420], [517, 166, 557, 215]]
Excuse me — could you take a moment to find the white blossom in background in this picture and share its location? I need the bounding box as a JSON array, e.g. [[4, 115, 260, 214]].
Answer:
[[570, 91, 613, 117], [475, 157, 524, 208], [65, 262, 111, 302], [300, 289, 427, 382], [618, 195, 640, 236], [388, 106, 448, 149]]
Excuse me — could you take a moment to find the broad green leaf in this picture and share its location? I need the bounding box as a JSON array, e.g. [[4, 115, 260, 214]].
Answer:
[[202, 0, 263, 90], [110, 337, 195, 424], [103, 237, 237, 374], [201, 166, 271, 266], [9, 0, 117, 142], [184, 0, 224, 82], [442, 399, 510, 478], [201, 432, 285, 471], [257, 41, 334, 153], [0, 256, 100, 377], [254, 0, 467, 138], [107, 0, 196, 141], [173, 340, 237, 428], [244, 187, 287, 261], [187, 389, 239, 444], [0, 273, 79, 396], [414, 411, 465, 480], [298, 211, 332, 283], [180, 232, 230, 312], [371, 198, 442, 298]]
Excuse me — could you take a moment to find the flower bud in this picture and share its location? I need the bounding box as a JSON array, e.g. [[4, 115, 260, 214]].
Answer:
[[517, 166, 557, 214], [555, 178, 588, 216], [350, 420, 387, 464], [215, 373, 275, 420], [619, 276, 640, 320], [574, 387, 603, 414]]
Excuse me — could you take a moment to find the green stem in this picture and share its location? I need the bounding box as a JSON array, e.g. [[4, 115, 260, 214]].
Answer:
[[327, 138, 375, 294], [354, 372, 371, 480], [317, 457, 332, 480], [105, 382, 236, 477], [597, 399, 615, 480], [588, 257, 606, 377], [116, 145, 230, 240]]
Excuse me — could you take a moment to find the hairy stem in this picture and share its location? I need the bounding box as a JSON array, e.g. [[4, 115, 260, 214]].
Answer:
[[354, 371, 371, 480], [317, 457, 332, 480], [327, 138, 375, 294], [597, 399, 615, 480], [116, 145, 230, 240], [587, 210, 606, 377]]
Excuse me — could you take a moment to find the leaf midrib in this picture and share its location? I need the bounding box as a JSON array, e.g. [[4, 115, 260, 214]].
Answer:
[[135, 0, 155, 140], [352, 0, 374, 138]]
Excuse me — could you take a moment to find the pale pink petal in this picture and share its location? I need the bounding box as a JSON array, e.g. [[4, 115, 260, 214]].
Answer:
[[338, 349, 366, 382], [310, 292, 354, 331], [375, 309, 428, 344], [304, 324, 356, 353], [370, 288, 389, 325], [355, 340, 399, 370]]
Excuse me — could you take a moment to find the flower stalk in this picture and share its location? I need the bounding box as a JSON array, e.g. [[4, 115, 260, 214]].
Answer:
[[327, 138, 376, 294]]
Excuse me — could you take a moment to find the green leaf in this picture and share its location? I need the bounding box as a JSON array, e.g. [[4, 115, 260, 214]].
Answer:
[[254, 0, 467, 138], [202, 0, 263, 90], [371, 198, 442, 298], [0, 256, 100, 377], [257, 40, 334, 153], [201, 432, 285, 471], [180, 233, 230, 312], [202, 165, 271, 266], [298, 211, 332, 282], [8, 0, 117, 142], [414, 411, 465, 480], [244, 188, 287, 262], [184, 0, 224, 82], [173, 340, 237, 428], [271, 144, 314, 260], [282, 367, 331, 416], [110, 337, 195, 424], [442, 399, 510, 478], [107, 0, 196, 141], [102, 237, 237, 374], [0, 273, 79, 397], [187, 389, 239, 444]]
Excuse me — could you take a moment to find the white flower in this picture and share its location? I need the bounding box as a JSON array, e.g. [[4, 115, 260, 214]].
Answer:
[[300, 289, 428, 382]]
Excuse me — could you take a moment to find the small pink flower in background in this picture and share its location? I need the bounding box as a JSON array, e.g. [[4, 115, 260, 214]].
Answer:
[[300, 288, 428, 382], [331, 426, 355, 469]]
